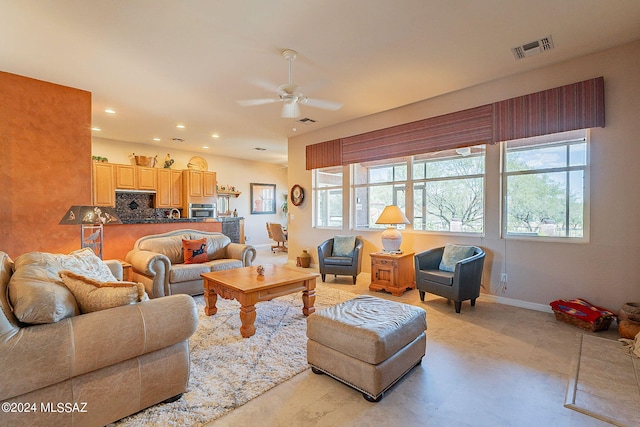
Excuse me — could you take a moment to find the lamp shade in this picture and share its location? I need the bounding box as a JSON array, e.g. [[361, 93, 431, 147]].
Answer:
[[375, 205, 409, 225], [59, 206, 122, 225], [59, 206, 121, 259], [375, 206, 410, 252]]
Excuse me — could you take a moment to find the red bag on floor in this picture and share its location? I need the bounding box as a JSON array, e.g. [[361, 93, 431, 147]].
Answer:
[[550, 298, 614, 323]]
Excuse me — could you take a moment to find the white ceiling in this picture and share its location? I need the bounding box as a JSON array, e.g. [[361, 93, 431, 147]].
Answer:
[[2, 1, 640, 166]]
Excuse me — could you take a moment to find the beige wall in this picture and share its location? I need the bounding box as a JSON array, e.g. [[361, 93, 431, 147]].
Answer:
[[288, 40, 640, 311], [92, 138, 288, 246]]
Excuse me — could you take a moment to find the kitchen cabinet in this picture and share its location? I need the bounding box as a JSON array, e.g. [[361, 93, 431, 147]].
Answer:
[[203, 172, 216, 197], [156, 169, 182, 208], [183, 170, 216, 198], [137, 166, 157, 190], [115, 164, 156, 191], [92, 162, 115, 207], [171, 170, 183, 206], [115, 164, 136, 189]]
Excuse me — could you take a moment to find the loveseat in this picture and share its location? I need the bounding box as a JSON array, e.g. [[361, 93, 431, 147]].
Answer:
[[126, 229, 256, 299], [0, 249, 198, 426]]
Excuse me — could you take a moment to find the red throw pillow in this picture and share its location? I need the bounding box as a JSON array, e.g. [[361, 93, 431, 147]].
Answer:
[[182, 238, 208, 264]]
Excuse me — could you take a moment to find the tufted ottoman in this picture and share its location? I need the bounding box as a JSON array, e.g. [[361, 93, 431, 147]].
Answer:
[[307, 295, 427, 401]]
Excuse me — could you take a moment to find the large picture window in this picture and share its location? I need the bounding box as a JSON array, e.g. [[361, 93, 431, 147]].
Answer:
[[412, 146, 485, 233], [313, 166, 343, 228], [503, 129, 588, 239]]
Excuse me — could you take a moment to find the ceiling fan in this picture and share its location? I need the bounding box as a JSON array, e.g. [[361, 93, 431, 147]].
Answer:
[[237, 49, 342, 119]]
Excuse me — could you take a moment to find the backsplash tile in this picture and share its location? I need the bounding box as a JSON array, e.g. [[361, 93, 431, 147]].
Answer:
[[116, 193, 168, 222]]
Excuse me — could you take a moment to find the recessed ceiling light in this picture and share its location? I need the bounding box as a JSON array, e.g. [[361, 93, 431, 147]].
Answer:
[[104, 108, 116, 114], [211, 133, 220, 139], [153, 137, 161, 141], [202, 146, 209, 149], [176, 124, 185, 129], [91, 127, 101, 131]]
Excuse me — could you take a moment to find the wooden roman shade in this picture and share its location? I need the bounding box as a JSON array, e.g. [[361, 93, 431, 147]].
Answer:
[[493, 77, 604, 142], [305, 77, 605, 169], [341, 105, 494, 165], [305, 139, 342, 170]]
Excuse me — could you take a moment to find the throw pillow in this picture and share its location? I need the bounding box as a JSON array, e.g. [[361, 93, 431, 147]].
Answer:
[[332, 235, 356, 257], [8, 249, 121, 324], [59, 270, 148, 314], [58, 247, 118, 282], [9, 252, 80, 324], [183, 238, 209, 264], [439, 244, 475, 272]]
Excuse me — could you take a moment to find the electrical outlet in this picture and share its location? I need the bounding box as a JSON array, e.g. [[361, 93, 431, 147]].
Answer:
[[501, 273, 507, 282]]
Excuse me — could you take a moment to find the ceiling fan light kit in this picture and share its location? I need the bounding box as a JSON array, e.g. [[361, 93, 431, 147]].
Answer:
[[238, 49, 342, 119]]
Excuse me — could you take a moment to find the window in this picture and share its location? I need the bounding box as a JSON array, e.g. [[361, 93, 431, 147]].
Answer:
[[353, 158, 407, 229], [412, 146, 485, 233], [313, 166, 343, 228], [503, 129, 588, 239]]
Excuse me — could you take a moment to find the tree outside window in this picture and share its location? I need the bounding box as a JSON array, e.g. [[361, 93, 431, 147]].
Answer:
[[503, 130, 588, 239], [412, 147, 485, 233]]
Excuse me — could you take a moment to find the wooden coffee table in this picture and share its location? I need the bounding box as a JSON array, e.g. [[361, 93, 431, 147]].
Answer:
[[201, 264, 318, 338]]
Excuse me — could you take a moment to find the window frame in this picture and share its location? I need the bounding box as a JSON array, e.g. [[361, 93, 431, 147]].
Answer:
[[350, 147, 486, 235], [411, 147, 486, 235], [352, 158, 408, 231], [501, 130, 590, 242], [312, 166, 344, 229]]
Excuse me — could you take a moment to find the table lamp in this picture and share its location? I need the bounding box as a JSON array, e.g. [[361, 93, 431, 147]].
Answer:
[[375, 205, 410, 253], [59, 206, 122, 259]]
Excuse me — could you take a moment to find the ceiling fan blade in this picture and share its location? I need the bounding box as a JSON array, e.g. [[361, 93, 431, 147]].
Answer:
[[248, 78, 284, 95], [237, 98, 280, 107], [281, 102, 300, 118], [301, 97, 342, 111]]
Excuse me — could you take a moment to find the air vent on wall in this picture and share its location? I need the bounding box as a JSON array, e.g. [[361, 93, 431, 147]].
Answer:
[[511, 35, 554, 60]]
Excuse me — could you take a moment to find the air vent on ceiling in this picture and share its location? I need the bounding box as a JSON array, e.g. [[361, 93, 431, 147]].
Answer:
[[511, 35, 554, 60], [171, 137, 185, 143], [297, 117, 317, 124]]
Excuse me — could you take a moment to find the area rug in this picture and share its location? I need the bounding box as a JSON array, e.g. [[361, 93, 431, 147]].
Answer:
[[112, 284, 356, 427], [565, 334, 640, 427]]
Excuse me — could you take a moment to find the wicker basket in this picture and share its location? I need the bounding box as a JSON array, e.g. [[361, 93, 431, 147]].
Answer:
[[552, 309, 614, 332]]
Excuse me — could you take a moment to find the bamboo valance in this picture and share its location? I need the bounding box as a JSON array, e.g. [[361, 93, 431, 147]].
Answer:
[[305, 77, 604, 169], [492, 77, 604, 141]]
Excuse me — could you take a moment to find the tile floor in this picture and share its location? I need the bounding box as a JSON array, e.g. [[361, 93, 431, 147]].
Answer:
[[207, 249, 620, 427]]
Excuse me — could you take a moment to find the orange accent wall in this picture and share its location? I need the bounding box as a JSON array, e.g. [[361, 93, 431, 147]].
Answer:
[[0, 72, 91, 258], [103, 222, 222, 260]]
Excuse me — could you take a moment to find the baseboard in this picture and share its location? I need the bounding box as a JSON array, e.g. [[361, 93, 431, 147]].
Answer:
[[480, 294, 553, 313], [252, 243, 273, 249]]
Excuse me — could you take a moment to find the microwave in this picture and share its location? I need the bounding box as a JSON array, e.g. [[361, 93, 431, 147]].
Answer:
[[189, 203, 216, 219]]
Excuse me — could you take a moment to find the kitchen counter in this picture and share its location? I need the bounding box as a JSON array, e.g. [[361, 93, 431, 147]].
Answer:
[[121, 217, 205, 224]]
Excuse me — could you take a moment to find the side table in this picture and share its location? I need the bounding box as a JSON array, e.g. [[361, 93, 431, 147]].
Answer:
[[118, 259, 133, 282], [369, 252, 415, 296]]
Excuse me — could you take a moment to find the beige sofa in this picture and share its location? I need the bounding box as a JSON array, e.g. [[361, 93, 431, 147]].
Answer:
[[0, 250, 198, 427], [126, 229, 256, 299]]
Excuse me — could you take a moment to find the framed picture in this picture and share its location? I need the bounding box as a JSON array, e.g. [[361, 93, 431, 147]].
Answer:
[[250, 183, 276, 214]]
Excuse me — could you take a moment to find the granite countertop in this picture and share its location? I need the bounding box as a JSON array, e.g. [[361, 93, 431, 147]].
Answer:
[[121, 218, 205, 224], [120, 217, 243, 224]]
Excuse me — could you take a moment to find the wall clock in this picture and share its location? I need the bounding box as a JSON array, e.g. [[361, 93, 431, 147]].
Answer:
[[290, 184, 304, 206]]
